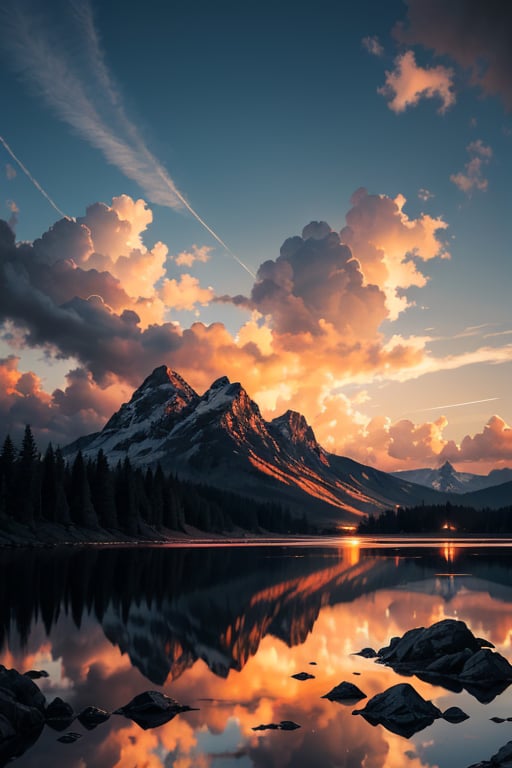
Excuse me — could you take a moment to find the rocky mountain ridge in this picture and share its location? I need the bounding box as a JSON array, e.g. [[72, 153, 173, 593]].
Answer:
[[65, 366, 510, 526]]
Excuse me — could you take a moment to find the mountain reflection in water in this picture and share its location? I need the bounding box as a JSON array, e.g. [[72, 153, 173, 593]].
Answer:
[[2, 542, 512, 768]]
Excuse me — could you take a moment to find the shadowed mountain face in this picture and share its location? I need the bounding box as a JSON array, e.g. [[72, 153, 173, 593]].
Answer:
[[3, 545, 512, 687], [65, 366, 450, 525]]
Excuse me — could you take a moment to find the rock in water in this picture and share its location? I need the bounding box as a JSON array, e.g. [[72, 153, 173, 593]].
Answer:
[[352, 682, 442, 738], [23, 670, 49, 680], [77, 706, 110, 730], [442, 706, 469, 723], [57, 732, 82, 744], [322, 682, 367, 702], [354, 647, 378, 659], [0, 665, 46, 763], [252, 721, 301, 731], [374, 619, 512, 702], [291, 672, 315, 681], [378, 619, 480, 665], [114, 691, 197, 730], [45, 697, 75, 731]]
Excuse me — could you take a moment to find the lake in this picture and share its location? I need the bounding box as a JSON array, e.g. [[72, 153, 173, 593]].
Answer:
[[2, 538, 512, 767]]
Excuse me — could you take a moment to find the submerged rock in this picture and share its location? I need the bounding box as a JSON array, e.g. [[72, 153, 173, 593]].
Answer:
[[57, 732, 82, 744], [252, 721, 301, 731], [352, 682, 442, 738], [322, 681, 367, 702], [291, 672, 315, 681], [114, 691, 197, 730]]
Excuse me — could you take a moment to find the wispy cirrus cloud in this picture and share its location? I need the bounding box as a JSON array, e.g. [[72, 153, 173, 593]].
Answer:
[[362, 35, 384, 57], [0, 0, 255, 276]]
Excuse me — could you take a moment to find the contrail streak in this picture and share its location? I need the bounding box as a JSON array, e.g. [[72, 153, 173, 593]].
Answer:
[[0, 0, 256, 279], [0, 134, 68, 219], [413, 397, 499, 414], [154, 168, 256, 277]]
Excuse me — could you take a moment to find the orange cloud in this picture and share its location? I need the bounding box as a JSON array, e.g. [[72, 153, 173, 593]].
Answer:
[[174, 244, 212, 268], [379, 50, 455, 113], [340, 188, 449, 319], [0, 191, 508, 473], [443, 415, 512, 464], [160, 274, 214, 312], [450, 140, 493, 195]]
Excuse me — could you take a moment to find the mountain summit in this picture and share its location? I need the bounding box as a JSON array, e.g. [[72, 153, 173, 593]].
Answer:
[[66, 367, 450, 525], [392, 461, 512, 494]]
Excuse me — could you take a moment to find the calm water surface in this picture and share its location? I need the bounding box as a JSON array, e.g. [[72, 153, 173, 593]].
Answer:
[[2, 538, 512, 768]]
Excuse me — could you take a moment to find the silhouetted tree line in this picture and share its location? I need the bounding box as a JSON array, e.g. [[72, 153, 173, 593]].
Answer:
[[358, 501, 512, 534], [0, 544, 323, 656], [0, 426, 310, 537]]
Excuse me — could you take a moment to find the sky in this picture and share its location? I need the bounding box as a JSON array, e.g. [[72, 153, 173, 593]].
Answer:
[[0, 0, 511, 473]]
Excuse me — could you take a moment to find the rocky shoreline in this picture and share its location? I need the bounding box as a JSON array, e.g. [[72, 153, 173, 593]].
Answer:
[[3, 618, 512, 765]]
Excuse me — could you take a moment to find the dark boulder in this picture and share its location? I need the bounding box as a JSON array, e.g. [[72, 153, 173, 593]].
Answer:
[[0, 666, 46, 764], [460, 649, 512, 685], [442, 706, 469, 723], [425, 649, 473, 675], [45, 697, 75, 731], [379, 620, 480, 666], [322, 682, 367, 702], [354, 647, 378, 659], [291, 672, 315, 681], [352, 682, 442, 738], [114, 691, 197, 730], [374, 620, 512, 701], [252, 721, 301, 731], [23, 670, 49, 680], [77, 706, 110, 730]]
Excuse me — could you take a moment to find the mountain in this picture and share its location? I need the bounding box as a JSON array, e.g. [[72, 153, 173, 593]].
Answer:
[[458, 478, 512, 510], [392, 461, 512, 494], [65, 366, 450, 526]]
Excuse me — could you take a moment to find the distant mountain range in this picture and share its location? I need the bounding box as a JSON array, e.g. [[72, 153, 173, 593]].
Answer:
[[65, 366, 512, 525], [392, 461, 512, 494]]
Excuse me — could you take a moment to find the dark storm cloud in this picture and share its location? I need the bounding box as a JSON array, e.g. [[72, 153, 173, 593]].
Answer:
[[0, 219, 183, 384], [396, 0, 512, 109], [218, 223, 387, 338]]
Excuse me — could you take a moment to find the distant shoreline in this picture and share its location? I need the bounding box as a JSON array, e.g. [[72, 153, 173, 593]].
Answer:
[[1, 520, 512, 550]]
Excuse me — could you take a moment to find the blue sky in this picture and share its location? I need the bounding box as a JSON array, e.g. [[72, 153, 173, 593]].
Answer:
[[1, 0, 511, 471]]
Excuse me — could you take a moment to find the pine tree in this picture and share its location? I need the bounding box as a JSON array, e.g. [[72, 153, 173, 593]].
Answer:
[[0, 435, 16, 517], [17, 425, 40, 525], [54, 447, 70, 524], [115, 458, 139, 535], [41, 444, 58, 522], [91, 450, 117, 529], [69, 451, 98, 528]]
